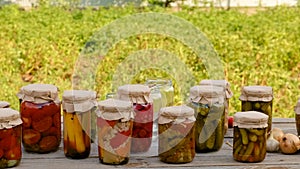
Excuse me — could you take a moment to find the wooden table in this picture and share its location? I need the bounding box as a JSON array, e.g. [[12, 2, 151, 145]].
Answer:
[[18, 118, 300, 169]]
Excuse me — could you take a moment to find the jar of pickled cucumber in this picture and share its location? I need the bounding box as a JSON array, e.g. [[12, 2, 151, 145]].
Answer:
[[18, 84, 61, 153], [158, 105, 195, 164], [199, 79, 233, 133], [0, 108, 23, 168], [187, 85, 225, 152], [117, 84, 153, 153], [97, 99, 134, 165], [294, 99, 300, 136], [233, 111, 268, 163], [62, 90, 97, 159], [0, 101, 10, 108], [239, 86, 273, 133]]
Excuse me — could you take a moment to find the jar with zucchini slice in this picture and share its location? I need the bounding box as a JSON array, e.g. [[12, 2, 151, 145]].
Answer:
[[187, 85, 225, 152], [18, 84, 61, 153], [97, 99, 134, 165], [199, 80, 233, 134], [117, 84, 153, 153], [62, 90, 97, 159], [158, 105, 195, 164], [239, 86, 273, 133], [294, 99, 300, 136], [233, 111, 268, 163], [0, 108, 23, 168]]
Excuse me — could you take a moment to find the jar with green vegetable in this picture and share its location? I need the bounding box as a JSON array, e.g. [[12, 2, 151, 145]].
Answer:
[[233, 111, 268, 163], [158, 105, 195, 164], [294, 99, 300, 136], [199, 80, 233, 134], [239, 86, 273, 133], [187, 85, 225, 152]]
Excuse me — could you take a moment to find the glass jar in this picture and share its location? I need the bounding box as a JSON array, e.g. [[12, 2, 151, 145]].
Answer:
[[294, 99, 300, 136], [97, 99, 134, 165], [239, 86, 273, 133], [188, 85, 225, 152], [199, 79, 233, 133], [233, 111, 268, 163], [158, 105, 195, 164], [0, 101, 10, 108], [62, 90, 96, 159], [117, 84, 153, 153], [18, 84, 61, 153], [0, 108, 23, 168], [146, 79, 174, 107]]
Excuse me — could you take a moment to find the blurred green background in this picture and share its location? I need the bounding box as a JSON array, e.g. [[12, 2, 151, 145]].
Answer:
[[0, 2, 299, 117]]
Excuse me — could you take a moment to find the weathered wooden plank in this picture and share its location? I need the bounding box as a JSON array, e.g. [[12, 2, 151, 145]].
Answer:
[[18, 118, 300, 169]]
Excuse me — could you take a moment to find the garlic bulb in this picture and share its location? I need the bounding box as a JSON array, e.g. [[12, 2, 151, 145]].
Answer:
[[266, 132, 280, 152], [279, 133, 300, 154], [272, 127, 284, 142]]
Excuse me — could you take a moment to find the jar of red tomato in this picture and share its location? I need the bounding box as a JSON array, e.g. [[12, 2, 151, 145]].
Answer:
[[0, 101, 10, 108], [18, 84, 61, 153], [0, 108, 23, 168], [97, 99, 134, 165], [117, 84, 153, 153], [62, 90, 97, 159]]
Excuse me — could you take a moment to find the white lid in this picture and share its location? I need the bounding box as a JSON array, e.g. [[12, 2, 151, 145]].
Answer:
[[0, 108, 23, 129], [234, 111, 269, 128], [97, 99, 134, 121], [117, 84, 151, 104], [158, 105, 195, 124], [62, 90, 97, 113], [189, 85, 225, 104], [239, 86, 273, 102], [0, 101, 10, 108], [199, 79, 233, 99], [18, 84, 60, 104]]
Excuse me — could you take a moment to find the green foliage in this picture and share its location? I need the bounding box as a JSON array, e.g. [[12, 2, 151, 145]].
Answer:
[[0, 4, 299, 118]]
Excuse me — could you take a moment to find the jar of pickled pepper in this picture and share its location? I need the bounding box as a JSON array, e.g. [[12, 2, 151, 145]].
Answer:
[[97, 99, 134, 165], [117, 84, 153, 153], [62, 90, 97, 159], [0, 101, 10, 108], [158, 105, 195, 164], [0, 108, 23, 168], [239, 86, 273, 133], [233, 111, 268, 163], [199, 79, 233, 133], [294, 98, 300, 136], [187, 85, 225, 152], [18, 84, 61, 153]]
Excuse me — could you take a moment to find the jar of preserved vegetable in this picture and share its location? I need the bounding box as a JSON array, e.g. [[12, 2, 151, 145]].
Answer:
[[239, 86, 273, 133], [117, 84, 153, 153], [187, 85, 225, 152], [0, 101, 10, 108], [62, 90, 97, 159], [18, 84, 61, 153], [158, 105, 195, 164], [97, 99, 134, 165], [294, 98, 300, 136], [0, 108, 23, 168], [233, 111, 268, 163], [199, 79, 233, 133]]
